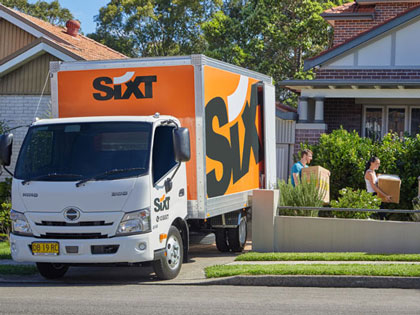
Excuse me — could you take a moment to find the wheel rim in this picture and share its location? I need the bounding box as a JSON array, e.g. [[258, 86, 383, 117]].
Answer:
[[166, 235, 181, 270], [239, 218, 247, 245]]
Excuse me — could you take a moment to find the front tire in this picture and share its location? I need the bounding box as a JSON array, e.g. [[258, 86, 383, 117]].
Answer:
[[153, 226, 183, 280], [36, 263, 69, 279]]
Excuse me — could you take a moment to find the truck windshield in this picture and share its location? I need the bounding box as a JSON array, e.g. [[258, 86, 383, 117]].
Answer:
[[15, 122, 152, 182]]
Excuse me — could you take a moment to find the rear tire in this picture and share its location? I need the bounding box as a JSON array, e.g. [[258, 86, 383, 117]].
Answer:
[[227, 216, 247, 252], [153, 226, 183, 280], [36, 263, 69, 279], [215, 228, 229, 252]]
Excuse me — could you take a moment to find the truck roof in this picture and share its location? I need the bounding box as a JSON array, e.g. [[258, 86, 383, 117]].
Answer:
[[31, 115, 179, 126]]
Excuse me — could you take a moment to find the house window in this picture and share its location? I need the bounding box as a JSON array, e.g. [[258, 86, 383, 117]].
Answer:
[[365, 107, 383, 141], [363, 105, 420, 139], [411, 108, 420, 135], [387, 107, 406, 137]]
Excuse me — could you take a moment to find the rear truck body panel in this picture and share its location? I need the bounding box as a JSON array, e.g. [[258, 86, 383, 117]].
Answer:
[[50, 55, 275, 220]]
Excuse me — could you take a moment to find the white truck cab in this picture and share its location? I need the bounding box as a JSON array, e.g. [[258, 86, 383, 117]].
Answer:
[[2, 115, 190, 280]]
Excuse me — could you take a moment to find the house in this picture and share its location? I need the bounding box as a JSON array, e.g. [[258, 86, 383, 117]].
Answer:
[[282, 0, 420, 151], [0, 3, 127, 175]]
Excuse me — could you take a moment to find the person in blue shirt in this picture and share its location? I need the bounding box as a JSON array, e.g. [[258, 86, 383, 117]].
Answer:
[[291, 149, 313, 187]]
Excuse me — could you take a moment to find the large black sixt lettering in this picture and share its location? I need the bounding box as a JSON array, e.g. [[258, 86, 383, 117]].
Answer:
[[206, 85, 264, 198], [205, 97, 233, 198], [92, 75, 157, 101], [93, 77, 114, 100]]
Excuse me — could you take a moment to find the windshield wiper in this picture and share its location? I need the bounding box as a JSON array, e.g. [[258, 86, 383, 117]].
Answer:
[[22, 173, 83, 185], [75, 168, 145, 187]]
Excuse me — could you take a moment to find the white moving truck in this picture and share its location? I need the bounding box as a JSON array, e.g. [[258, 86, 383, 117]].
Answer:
[[0, 55, 276, 280]]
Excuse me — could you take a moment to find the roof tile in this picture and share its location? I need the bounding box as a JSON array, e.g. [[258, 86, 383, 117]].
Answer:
[[2, 5, 127, 60]]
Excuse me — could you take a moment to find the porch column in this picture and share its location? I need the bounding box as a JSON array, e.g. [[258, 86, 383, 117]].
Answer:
[[298, 96, 308, 122], [314, 97, 325, 123]]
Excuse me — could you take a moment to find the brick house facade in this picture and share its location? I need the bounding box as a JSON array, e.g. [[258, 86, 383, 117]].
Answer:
[[283, 0, 420, 151]]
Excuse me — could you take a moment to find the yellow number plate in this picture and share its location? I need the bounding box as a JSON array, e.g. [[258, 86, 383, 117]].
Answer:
[[31, 242, 59, 255]]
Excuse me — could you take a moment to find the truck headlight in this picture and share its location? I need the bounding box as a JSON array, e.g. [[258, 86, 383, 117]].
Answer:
[[10, 210, 33, 236], [117, 209, 151, 235]]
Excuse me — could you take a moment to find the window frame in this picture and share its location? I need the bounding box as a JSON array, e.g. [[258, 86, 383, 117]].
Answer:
[[362, 105, 385, 138], [386, 105, 408, 135], [409, 106, 420, 135]]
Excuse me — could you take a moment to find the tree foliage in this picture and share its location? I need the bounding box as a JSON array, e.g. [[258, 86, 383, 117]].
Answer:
[[0, 0, 73, 26], [89, 0, 223, 58]]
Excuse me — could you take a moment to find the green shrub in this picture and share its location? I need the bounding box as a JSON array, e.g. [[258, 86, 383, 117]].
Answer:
[[0, 202, 11, 236], [278, 175, 324, 217], [304, 128, 373, 202], [330, 188, 381, 219], [304, 128, 420, 212]]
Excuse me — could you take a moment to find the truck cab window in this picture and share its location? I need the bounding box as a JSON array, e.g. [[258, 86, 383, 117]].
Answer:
[[152, 126, 177, 184]]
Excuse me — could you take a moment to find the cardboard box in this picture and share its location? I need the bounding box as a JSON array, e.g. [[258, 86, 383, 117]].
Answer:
[[301, 166, 330, 204], [378, 174, 401, 203]]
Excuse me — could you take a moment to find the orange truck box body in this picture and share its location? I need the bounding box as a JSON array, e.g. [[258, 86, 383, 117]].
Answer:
[[50, 55, 276, 219]]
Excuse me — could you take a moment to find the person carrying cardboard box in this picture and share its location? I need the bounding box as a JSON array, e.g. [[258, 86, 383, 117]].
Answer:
[[365, 156, 392, 203], [291, 149, 313, 187]]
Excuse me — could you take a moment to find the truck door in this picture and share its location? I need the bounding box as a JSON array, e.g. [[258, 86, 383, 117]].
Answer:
[[151, 125, 186, 248]]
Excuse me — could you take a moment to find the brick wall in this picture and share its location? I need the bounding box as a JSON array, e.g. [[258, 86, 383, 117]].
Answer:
[[295, 98, 361, 154], [333, 2, 420, 46], [0, 95, 50, 180], [324, 98, 361, 134], [294, 128, 326, 154], [315, 69, 420, 80]]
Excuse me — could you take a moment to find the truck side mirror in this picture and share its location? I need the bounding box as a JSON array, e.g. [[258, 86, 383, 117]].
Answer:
[[173, 127, 190, 162], [0, 134, 13, 166]]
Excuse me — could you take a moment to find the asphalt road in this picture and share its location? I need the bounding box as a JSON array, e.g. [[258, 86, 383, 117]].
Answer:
[[0, 284, 419, 315]]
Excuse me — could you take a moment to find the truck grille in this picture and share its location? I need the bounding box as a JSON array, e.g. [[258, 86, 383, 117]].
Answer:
[[38, 233, 107, 239], [36, 221, 112, 227]]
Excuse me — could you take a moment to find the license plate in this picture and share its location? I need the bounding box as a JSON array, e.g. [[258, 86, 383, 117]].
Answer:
[[31, 242, 59, 255]]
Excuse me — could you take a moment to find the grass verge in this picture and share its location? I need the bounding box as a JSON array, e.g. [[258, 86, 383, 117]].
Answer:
[[0, 241, 11, 259], [0, 265, 37, 276], [236, 252, 420, 262], [205, 264, 420, 278]]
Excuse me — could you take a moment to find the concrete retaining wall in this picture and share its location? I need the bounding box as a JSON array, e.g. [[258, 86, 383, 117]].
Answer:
[[252, 190, 420, 253]]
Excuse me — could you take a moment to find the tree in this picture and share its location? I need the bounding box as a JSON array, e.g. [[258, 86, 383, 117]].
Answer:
[[88, 0, 222, 58], [0, 0, 73, 26], [202, 0, 351, 105]]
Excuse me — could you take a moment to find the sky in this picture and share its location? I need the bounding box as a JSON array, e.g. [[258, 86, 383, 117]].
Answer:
[[28, 0, 110, 34]]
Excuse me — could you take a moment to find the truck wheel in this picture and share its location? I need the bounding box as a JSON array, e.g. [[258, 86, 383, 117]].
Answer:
[[227, 216, 247, 252], [153, 226, 183, 280], [215, 229, 229, 252], [36, 263, 69, 279]]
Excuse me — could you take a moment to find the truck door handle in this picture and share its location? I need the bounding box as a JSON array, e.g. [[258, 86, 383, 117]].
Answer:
[[179, 189, 185, 197]]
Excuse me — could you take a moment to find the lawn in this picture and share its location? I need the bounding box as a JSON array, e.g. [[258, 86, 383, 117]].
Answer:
[[0, 265, 37, 275], [235, 252, 420, 262], [0, 241, 11, 259], [205, 264, 420, 278]]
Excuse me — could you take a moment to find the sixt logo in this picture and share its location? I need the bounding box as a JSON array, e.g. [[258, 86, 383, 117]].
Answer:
[[205, 84, 263, 198], [93, 71, 157, 101], [154, 194, 170, 212]]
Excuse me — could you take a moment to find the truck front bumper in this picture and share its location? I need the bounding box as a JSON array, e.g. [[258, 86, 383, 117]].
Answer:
[[10, 233, 158, 264]]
